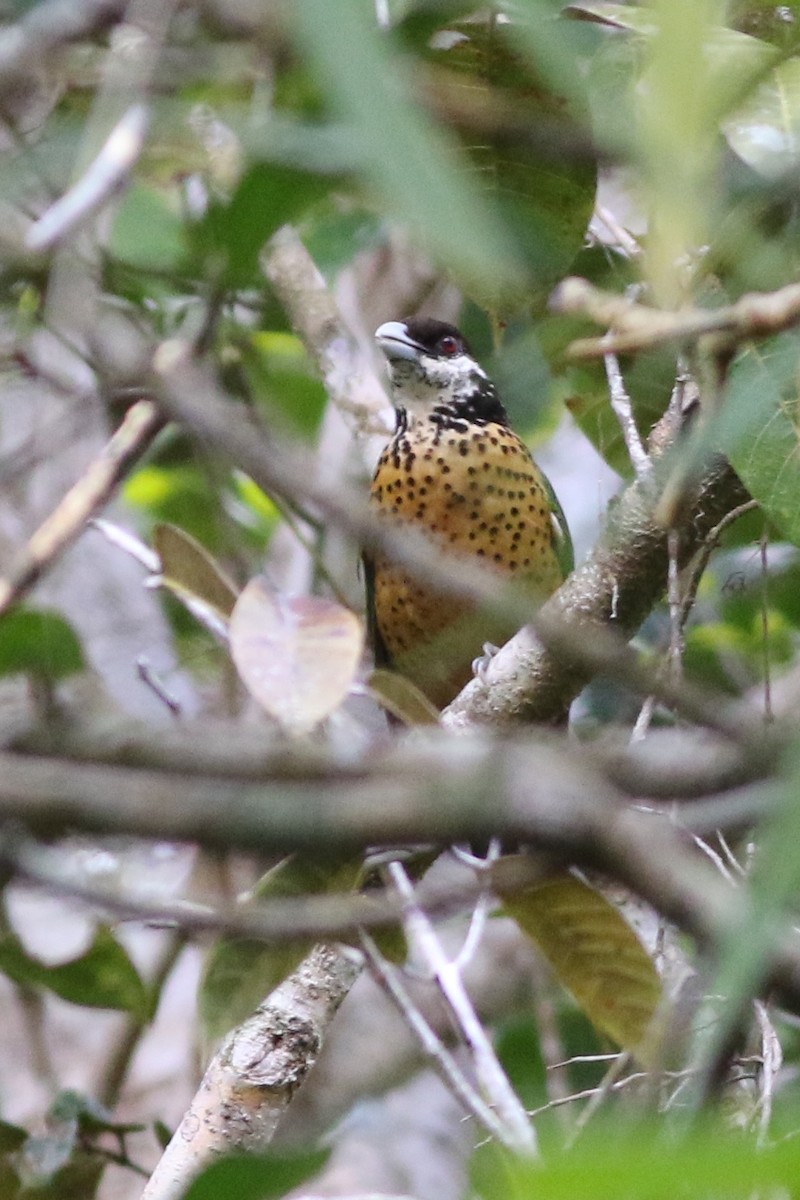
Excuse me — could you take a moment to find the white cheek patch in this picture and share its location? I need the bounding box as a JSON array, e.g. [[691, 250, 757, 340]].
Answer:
[[387, 351, 487, 422], [421, 352, 487, 391]]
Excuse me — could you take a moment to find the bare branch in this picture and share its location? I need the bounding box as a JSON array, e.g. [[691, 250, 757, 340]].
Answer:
[[26, 104, 150, 252], [142, 944, 360, 1200], [263, 225, 391, 437], [360, 933, 509, 1146], [0, 399, 164, 617], [604, 351, 652, 480], [551, 276, 800, 359]]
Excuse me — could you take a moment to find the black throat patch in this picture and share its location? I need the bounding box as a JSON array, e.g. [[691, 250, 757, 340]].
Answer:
[[395, 375, 510, 437]]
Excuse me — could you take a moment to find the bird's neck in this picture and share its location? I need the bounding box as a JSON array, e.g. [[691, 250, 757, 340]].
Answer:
[[390, 373, 510, 437]]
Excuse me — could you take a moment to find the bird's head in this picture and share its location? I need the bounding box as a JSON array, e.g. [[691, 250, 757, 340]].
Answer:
[[374, 317, 507, 429]]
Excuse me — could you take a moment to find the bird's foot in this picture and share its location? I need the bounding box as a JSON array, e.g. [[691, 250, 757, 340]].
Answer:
[[451, 838, 502, 872], [472, 642, 500, 681]]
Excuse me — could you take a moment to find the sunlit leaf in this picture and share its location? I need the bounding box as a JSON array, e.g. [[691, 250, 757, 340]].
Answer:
[[242, 331, 328, 436], [724, 55, 800, 177], [230, 576, 364, 735], [124, 463, 224, 550], [0, 927, 150, 1018], [0, 607, 84, 682], [473, 1121, 800, 1200], [498, 869, 662, 1061]]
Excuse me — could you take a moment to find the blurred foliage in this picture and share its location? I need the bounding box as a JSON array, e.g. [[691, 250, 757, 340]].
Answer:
[[199, 854, 362, 1049], [0, 925, 150, 1018], [180, 1149, 327, 1200], [6, 0, 800, 1194], [0, 607, 84, 683]]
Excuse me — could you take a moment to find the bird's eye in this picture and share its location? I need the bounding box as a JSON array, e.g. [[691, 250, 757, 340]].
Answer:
[[438, 335, 460, 356]]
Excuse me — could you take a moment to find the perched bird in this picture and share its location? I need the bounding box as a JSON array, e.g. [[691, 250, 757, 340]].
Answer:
[[366, 316, 571, 710]]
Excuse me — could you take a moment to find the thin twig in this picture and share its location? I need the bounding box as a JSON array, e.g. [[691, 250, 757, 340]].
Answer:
[[667, 528, 684, 682], [604, 352, 652, 479], [90, 518, 160, 571], [760, 531, 773, 723], [26, 104, 150, 252], [630, 695, 656, 744], [752, 1000, 782, 1148], [359, 931, 509, 1146], [387, 860, 537, 1156], [565, 1051, 632, 1146], [677, 501, 760, 631], [136, 657, 183, 718], [97, 930, 188, 1109], [4, 831, 446, 944], [453, 839, 500, 973]]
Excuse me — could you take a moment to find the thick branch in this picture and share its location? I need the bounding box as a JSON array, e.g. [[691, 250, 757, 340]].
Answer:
[[444, 455, 751, 728], [141, 943, 359, 1200]]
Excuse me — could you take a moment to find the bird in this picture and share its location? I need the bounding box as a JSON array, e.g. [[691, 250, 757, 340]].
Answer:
[[366, 316, 572, 711]]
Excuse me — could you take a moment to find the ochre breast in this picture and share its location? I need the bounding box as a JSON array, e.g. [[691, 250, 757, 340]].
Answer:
[[369, 419, 563, 708]]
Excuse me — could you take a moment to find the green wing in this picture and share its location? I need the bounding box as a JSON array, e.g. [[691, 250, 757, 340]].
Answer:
[[362, 553, 392, 670], [541, 472, 574, 579]]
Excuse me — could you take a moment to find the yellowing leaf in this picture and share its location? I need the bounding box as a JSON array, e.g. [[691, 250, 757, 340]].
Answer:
[[154, 523, 239, 617], [367, 668, 440, 726], [498, 869, 662, 1063], [230, 576, 364, 735]]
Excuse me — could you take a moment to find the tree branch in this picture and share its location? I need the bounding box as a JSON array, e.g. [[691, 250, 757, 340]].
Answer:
[[0, 398, 164, 617], [141, 943, 360, 1200], [551, 276, 800, 359], [443, 454, 752, 729]]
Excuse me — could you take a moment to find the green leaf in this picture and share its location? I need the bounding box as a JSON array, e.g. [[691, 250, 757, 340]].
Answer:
[[0, 1121, 26, 1154], [190, 163, 332, 288], [422, 10, 597, 303], [724, 54, 800, 177], [291, 0, 524, 298], [719, 336, 800, 547], [0, 607, 84, 682], [199, 854, 362, 1048], [367, 667, 441, 726], [473, 1122, 800, 1200], [110, 182, 185, 273], [0, 927, 150, 1018], [181, 1150, 327, 1200], [48, 1089, 144, 1136], [242, 331, 328, 437], [124, 462, 225, 550], [498, 869, 662, 1061]]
